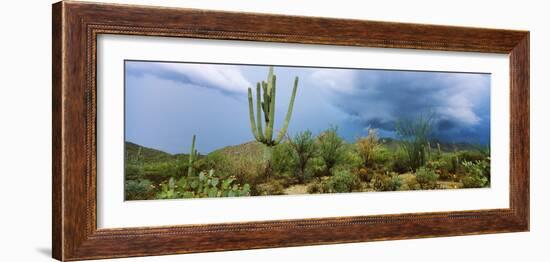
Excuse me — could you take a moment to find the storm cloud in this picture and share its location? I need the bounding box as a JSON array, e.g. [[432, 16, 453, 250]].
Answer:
[[309, 68, 490, 143]]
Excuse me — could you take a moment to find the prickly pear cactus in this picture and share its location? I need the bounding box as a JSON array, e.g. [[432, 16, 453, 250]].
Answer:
[[157, 169, 251, 199]]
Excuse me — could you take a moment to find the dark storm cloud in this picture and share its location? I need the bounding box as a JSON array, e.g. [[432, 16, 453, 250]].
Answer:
[[309, 69, 491, 143]]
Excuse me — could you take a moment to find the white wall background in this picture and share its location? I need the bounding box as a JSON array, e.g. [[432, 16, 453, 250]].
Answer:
[[0, 0, 546, 261]]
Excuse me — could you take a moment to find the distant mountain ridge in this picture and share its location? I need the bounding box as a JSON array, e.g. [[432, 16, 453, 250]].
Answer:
[[125, 141, 188, 163], [125, 137, 484, 163]]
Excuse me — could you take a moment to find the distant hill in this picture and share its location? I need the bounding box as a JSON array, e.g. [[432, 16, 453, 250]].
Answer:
[[125, 140, 264, 165], [210, 141, 264, 163], [126, 137, 484, 165], [125, 141, 185, 163]]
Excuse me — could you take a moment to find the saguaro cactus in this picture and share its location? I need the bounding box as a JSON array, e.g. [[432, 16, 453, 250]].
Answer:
[[247, 66, 299, 147], [187, 134, 198, 177]]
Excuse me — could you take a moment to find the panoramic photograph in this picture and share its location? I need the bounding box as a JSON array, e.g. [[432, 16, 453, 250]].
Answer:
[[124, 61, 491, 200]]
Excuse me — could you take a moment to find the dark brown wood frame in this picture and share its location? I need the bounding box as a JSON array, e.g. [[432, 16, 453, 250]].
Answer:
[[52, 1, 530, 261]]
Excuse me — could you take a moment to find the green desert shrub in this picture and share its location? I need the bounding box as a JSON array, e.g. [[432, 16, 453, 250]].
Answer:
[[255, 179, 285, 196], [340, 146, 363, 171], [125, 164, 144, 180], [317, 126, 346, 176], [272, 142, 297, 176], [457, 150, 487, 163], [125, 146, 145, 180], [308, 156, 327, 178], [371, 147, 392, 169], [306, 171, 360, 194], [388, 174, 403, 191], [125, 179, 154, 200], [141, 160, 187, 183], [399, 174, 421, 191], [372, 172, 402, 191], [356, 167, 373, 182], [287, 130, 317, 183], [441, 153, 463, 176], [461, 160, 489, 188], [355, 129, 381, 167], [390, 149, 410, 174], [197, 151, 232, 178], [462, 160, 488, 176], [230, 157, 263, 187], [415, 167, 439, 189], [461, 174, 488, 188], [324, 170, 361, 193], [426, 159, 452, 180], [307, 181, 323, 194]]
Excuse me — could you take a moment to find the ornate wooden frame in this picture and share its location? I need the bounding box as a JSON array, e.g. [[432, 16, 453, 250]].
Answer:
[[52, 1, 529, 261]]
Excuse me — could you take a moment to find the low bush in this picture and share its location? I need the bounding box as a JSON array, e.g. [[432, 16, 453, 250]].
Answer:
[[306, 171, 360, 194], [415, 167, 439, 189], [125, 179, 155, 200], [457, 150, 487, 163], [390, 149, 410, 174], [356, 129, 381, 167], [272, 142, 296, 175], [143, 161, 185, 180], [307, 181, 323, 194], [255, 179, 285, 196], [462, 174, 488, 188], [231, 157, 264, 187], [196, 151, 232, 178], [317, 126, 346, 176], [125, 159, 187, 184], [441, 153, 459, 175], [372, 172, 402, 191], [356, 167, 373, 182], [125, 164, 144, 180], [340, 147, 363, 171], [461, 160, 489, 177], [287, 130, 317, 183], [426, 159, 452, 180], [461, 160, 489, 188], [399, 175, 421, 191], [323, 170, 361, 193], [371, 147, 392, 169], [308, 157, 327, 178]]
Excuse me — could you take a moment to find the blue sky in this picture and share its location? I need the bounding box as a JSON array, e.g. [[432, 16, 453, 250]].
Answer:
[[125, 61, 490, 154]]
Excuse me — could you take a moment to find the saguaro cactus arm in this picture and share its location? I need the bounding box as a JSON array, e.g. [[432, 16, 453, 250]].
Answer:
[[275, 76, 299, 144], [255, 83, 265, 142], [265, 75, 276, 142], [261, 81, 269, 121], [247, 89, 260, 141]]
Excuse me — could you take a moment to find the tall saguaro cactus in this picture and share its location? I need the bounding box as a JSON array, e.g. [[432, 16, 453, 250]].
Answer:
[[247, 66, 299, 147], [187, 134, 198, 177]]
